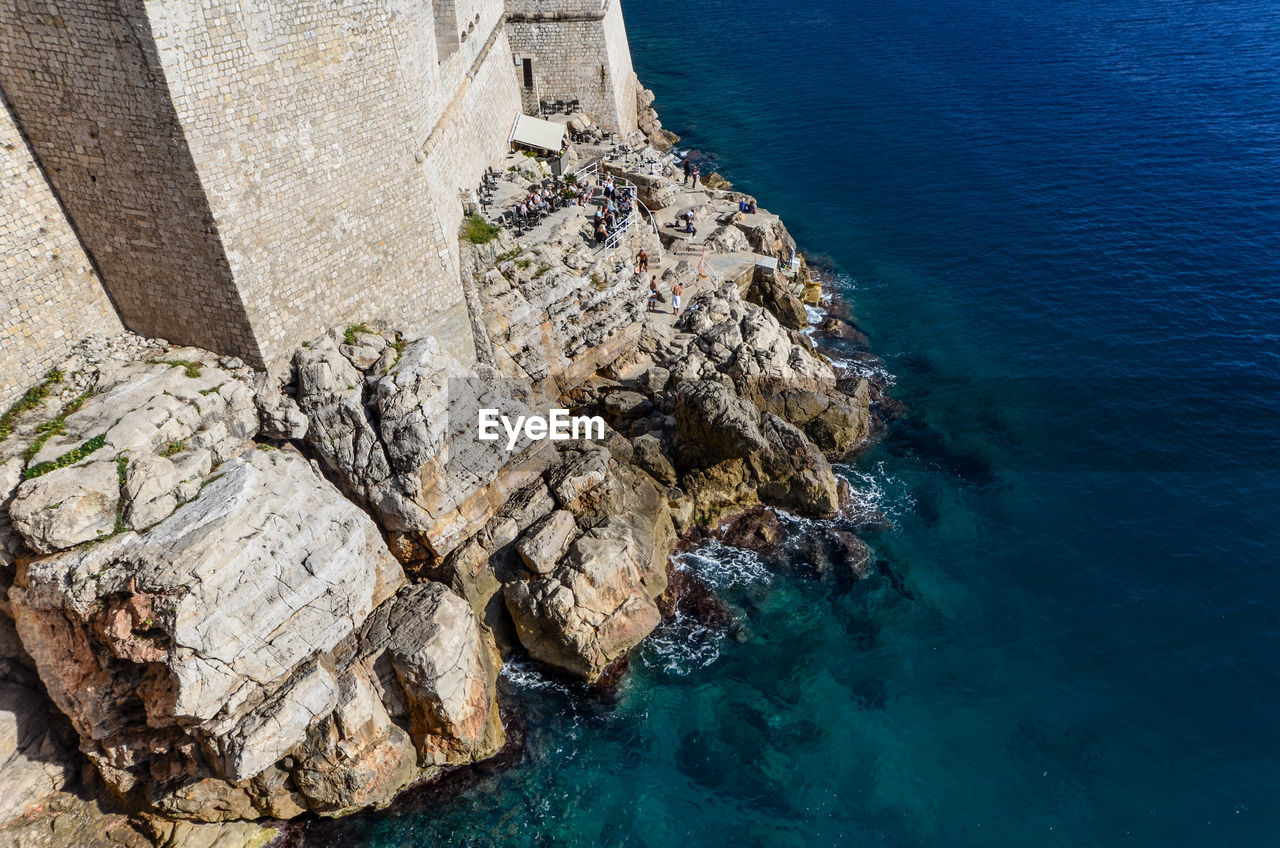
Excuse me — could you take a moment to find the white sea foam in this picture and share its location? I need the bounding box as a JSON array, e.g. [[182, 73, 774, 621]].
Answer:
[[675, 542, 772, 591], [499, 659, 573, 695], [828, 354, 898, 386], [641, 614, 724, 676], [837, 461, 916, 526]]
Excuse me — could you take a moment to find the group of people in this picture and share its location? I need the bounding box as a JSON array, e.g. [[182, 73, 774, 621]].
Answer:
[[738, 197, 758, 214], [682, 157, 700, 187], [593, 184, 635, 245], [515, 186, 557, 221], [645, 272, 683, 315]]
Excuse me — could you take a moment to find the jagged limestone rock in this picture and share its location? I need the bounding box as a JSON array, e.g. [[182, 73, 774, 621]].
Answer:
[[289, 665, 417, 816], [8, 460, 119, 554], [8, 449, 405, 816], [6, 352, 258, 554], [670, 283, 835, 406], [747, 268, 809, 331], [297, 333, 555, 561], [250, 371, 308, 441], [0, 618, 73, 827], [356, 583, 503, 767], [504, 456, 674, 681], [764, 382, 872, 459], [674, 380, 840, 519]]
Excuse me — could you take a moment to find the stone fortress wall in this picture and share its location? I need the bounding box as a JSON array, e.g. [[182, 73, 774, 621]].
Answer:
[[0, 0, 640, 406], [0, 97, 125, 399], [506, 0, 640, 134]]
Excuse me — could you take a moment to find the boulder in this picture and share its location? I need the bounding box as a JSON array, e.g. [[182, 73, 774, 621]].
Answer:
[[747, 267, 809, 331], [8, 460, 119, 554], [814, 316, 870, 348], [671, 284, 835, 405], [674, 380, 840, 518], [630, 434, 677, 486], [289, 666, 416, 816], [251, 372, 308, 441], [516, 510, 578, 575], [764, 381, 872, 458], [8, 449, 405, 813], [504, 459, 674, 681], [357, 584, 503, 767]]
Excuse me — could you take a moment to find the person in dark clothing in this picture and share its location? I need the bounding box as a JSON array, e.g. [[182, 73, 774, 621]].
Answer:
[[637, 250, 649, 272], [682, 157, 693, 185]]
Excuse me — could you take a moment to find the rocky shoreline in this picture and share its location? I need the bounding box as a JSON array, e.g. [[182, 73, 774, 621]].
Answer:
[[0, 105, 891, 848]]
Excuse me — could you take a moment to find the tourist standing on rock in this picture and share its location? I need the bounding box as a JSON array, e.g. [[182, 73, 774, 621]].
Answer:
[[683, 156, 693, 185], [672, 282, 684, 315], [637, 249, 649, 272], [690, 164, 700, 188], [648, 276, 660, 312]]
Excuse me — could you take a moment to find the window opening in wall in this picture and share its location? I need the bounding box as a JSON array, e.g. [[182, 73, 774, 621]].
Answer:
[[523, 58, 534, 89]]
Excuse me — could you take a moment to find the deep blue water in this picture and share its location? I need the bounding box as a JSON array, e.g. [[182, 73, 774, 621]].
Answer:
[[324, 1, 1280, 845]]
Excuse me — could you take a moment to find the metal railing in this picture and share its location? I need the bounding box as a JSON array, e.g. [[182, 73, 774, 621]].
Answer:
[[571, 161, 663, 259]]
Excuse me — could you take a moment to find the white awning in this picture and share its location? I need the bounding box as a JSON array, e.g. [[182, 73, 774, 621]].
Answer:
[[510, 114, 566, 153]]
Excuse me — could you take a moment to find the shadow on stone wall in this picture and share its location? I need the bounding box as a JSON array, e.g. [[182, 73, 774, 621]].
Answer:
[[0, 0, 265, 367]]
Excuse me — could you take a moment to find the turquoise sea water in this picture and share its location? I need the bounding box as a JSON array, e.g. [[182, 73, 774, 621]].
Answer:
[[306, 1, 1280, 844]]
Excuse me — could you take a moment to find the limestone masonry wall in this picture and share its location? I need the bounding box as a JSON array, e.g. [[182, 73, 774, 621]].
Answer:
[[507, 0, 640, 134], [0, 0, 641, 397], [0, 97, 123, 407], [0, 0, 263, 368]]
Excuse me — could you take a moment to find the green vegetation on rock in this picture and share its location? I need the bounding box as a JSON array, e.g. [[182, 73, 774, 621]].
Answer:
[[461, 214, 501, 245]]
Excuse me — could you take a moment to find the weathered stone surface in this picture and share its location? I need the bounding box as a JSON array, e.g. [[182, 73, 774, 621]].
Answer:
[[123, 453, 180, 531], [298, 334, 554, 560], [674, 380, 839, 518], [516, 510, 578, 575], [8, 460, 119, 554], [290, 665, 417, 816], [0, 789, 155, 848], [0, 616, 74, 827], [747, 267, 809, 331], [764, 381, 872, 458], [251, 371, 308, 441], [504, 458, 674, 681], [357, 584, 503, 767], [6, 353, 258, 554], [671, 283, 835, 405], [8, 449, 405, 812], [631, 434, 677, 486]]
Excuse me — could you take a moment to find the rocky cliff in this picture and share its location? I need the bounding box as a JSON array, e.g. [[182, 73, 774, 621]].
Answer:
[[0, 131, 882, 846]]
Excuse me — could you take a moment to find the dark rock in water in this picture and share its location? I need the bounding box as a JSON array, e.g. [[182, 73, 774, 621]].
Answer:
[[716, 507, 784, 555], [815, 316, 870, 348], [590, 655, 631, 704], [828, 530, 874, 587], [784, 527, 874, 589], [875, 559, 917, 600], [836, 479, 894, 532], [658, 563, 736, 633]]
